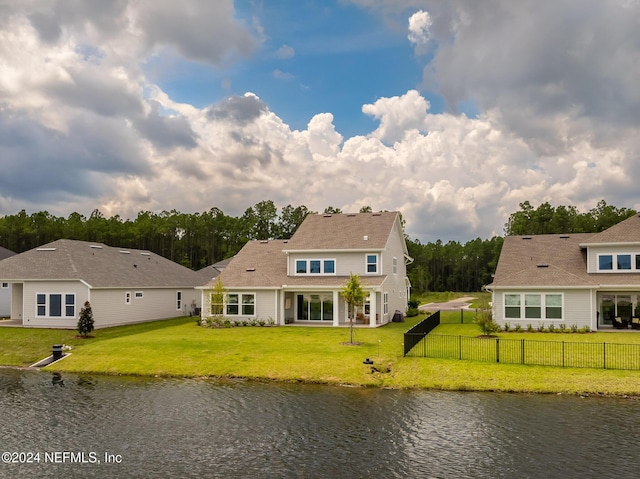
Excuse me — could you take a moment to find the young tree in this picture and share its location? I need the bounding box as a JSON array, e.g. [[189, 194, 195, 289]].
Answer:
[[207, 278, 227, 327], [77, 301, 95, 338], [340, 273, 366, 344]]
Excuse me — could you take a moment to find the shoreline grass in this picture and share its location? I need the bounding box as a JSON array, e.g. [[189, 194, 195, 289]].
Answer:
[[2, 313, 640, 397]]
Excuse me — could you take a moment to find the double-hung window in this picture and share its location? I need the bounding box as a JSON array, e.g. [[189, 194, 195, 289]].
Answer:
[[366, 254, 379, 274], [226, 293, 256, 316], [504, 293, 563, 320]]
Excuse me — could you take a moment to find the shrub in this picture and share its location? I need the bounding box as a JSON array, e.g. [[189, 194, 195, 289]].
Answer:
[[537, 322, 545, 332], [474, 307, 500, 336], [77, 301, 95, 338], [548, 323, 555, 333], [570, 324, 578, 333], [503, 322, 511, 332], [408, 297, 420, 309], [514, 323, 523, 332], [527, 324, 534, 332], [406, 307, 420, 317]]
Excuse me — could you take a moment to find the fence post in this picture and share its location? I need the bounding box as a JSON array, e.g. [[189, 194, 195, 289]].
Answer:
[[603, 342, 606, 369], [459, 335, 462, 360], [496, 338, 500, 363], [461, 308, 464, 324], [521, 339, 525, 365], [562, 341, 565, 368]]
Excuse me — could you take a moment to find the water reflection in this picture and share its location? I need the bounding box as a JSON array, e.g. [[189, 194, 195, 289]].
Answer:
[[0, 369, 639, 478]]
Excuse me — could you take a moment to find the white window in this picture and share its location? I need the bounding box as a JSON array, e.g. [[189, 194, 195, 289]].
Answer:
[[176, 291, 182, 310], [125, 292, 131, 304], [135, 291, 143, 299], [294, 259, 336, 275], [393, 257, 398, 275], [36, 293, 76, 318], [226, 293, 256, 316], [366, 254, 379, 274], [598, 253, 640, 272], [1, 282, 8, 288], [504, 293, 563, 320], [383, 292, 389, 315]]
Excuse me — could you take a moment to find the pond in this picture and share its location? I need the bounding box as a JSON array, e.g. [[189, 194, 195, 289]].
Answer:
[[1, 368, 639, 478]]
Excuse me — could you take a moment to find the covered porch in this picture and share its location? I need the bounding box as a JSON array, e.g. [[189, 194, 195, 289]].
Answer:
[[281, 288, 384, 327], [597, 292, 640, 330]]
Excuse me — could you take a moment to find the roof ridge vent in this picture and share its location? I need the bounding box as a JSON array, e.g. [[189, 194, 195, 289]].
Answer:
[[36, 247, 56, 251], [140, 252, 151, 256], [522, 236, 532, 240], [347, 213, 356, 217], [323, 214, 332, 217], [246, 267, 256, 272], [372, 212, 382, 216], [537, 263, 549, 268], [559, 235, 570, 239], [89, 244, 103, 249], [120, 250, 131, 254]]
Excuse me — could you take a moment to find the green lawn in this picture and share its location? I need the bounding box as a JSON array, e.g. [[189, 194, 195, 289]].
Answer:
[[2, 312, 640, 396]]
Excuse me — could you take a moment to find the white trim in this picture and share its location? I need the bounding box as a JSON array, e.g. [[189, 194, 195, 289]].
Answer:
[[503, 292, 564, 321], [365, 253, 379, 274]]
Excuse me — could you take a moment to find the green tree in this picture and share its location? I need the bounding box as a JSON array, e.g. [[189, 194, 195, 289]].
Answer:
[[206, 278, 227, 327], [77, 301, 95, 338], [340, 273, 366, 344]]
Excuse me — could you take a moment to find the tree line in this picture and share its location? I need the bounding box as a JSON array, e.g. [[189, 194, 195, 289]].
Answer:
[[0, 199, 635, 292]]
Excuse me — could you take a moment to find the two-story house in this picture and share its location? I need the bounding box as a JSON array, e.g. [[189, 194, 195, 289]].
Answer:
[[489, 213, 640, 330], [199, 211, 412, 327]]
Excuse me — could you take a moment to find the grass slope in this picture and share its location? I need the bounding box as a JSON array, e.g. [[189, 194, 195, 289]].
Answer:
[[2, 313, 640, 396]]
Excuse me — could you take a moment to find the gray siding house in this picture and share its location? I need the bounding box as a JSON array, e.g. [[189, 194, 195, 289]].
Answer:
[[0, 246, 17, 317], [489, 214, 640, 331], [199, 211, 413, 327], [0, 239, 203, 328]]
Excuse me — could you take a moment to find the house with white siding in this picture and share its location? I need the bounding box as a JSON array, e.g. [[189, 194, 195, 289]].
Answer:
[[489, 214, 640, 330], [199, 211, 412, 327], [0, 246, 17, 317], [0, 239, 203, 328]]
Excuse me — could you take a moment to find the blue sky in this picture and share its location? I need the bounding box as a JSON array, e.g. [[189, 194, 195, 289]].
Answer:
[[0, 0, 639, 243], [151, 1, 430, 138]]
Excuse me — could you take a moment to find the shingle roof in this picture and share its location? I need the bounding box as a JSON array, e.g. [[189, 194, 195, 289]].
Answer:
[[0, 239, 205, 288], [492, 232, 640, 288], [284, 211, 400, 251], [196, 258, 233, 283], [0, 246, 16, 261], [208, 240, 386, 289], [580, 213, 640, 245]]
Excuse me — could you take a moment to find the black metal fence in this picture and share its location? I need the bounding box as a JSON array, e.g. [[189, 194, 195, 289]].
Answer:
[[405, 334, 640, 370], [403, 311, 440, 356]]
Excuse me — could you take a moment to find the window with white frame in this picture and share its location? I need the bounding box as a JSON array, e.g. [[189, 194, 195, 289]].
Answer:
[[226, 293, 256, 316], [504, 293, 563, 320], [383, 292, 389, 315], [598, 253, 640, 272], [176, 291, 182, 310], [135, 291, 143, 299], [294, 259, 336, 275], [1, 282, 8, 288], [36, 293, 76, 318], [393, 257, 398, 274], [366, 254, 379, 274], [125, 292, 131, 304]]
